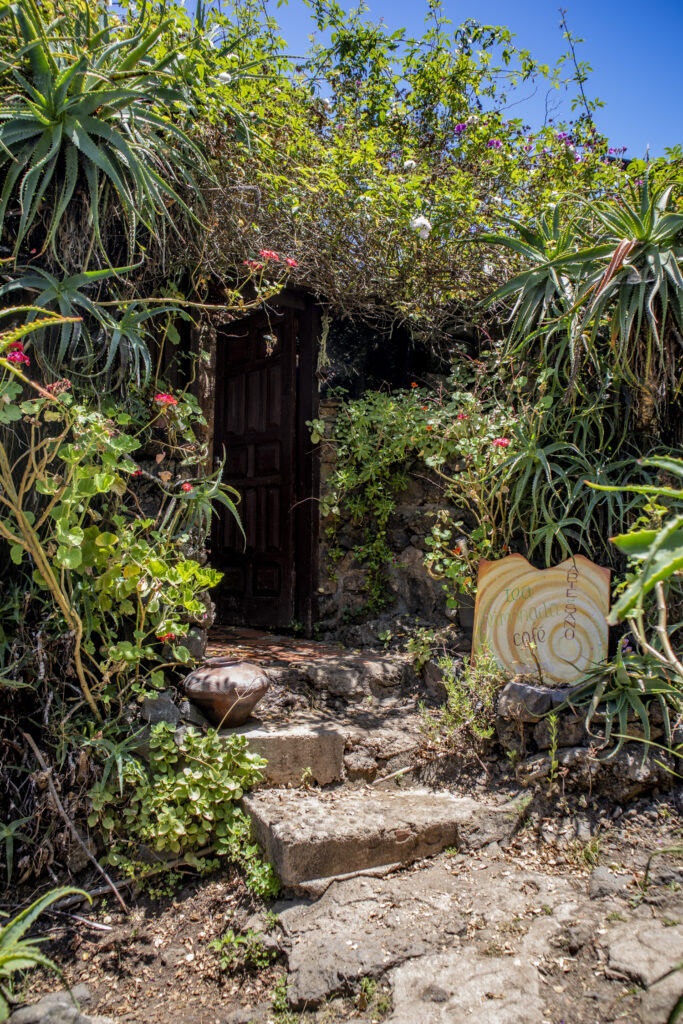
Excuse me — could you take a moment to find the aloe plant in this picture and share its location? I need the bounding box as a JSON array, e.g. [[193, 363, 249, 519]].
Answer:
[[0, 0, 208, 262], [0, 887, 88, 1022], [485, 177, 683, 435]]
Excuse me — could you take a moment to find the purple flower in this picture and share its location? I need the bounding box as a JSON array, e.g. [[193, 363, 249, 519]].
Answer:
[[454, 123, 467, 134], [487, 138, 502, 149]]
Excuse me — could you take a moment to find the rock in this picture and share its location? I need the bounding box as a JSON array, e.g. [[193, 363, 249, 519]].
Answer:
[[533, 712, 586, 749], [498, 680, 552, 721], [177, 697, 210, 728], [223, 1004, 271, 1024], [159, 945, 185, 967], [182, 627, 208, 662], [277, 856, 586, 1011], [423, 659, 448, 702], [242, 788, 528, 886], [8, 986, 113, 1024], [495, 717, 528, 754], [606, 917, 683, 988], [278, 865, 468, 1007], [520, 743, 674, 800], [589, 867, 628, 898], [183, 660, 269, 726], [223, 712, 345, 787], [387, 950, 545, 1023], [140, 692, 180, 726]]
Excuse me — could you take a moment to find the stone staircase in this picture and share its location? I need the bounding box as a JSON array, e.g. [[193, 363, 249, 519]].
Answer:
[[207, 629, 526, 892]]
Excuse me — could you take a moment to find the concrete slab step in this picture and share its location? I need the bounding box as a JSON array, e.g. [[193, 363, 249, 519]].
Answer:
[[222, 713, 346, 788], [242, 788, 527, 887]]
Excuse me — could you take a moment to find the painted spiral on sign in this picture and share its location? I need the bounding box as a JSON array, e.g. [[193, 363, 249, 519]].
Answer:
[[472, 555, 611, 685]]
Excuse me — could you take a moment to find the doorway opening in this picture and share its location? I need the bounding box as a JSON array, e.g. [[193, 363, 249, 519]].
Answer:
[[211, 293, 319, 631]]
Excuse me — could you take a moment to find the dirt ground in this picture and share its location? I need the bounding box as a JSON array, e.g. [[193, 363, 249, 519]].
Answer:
[[19, 785, 683, 1024]]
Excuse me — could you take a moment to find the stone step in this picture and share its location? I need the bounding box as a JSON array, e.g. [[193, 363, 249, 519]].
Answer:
[[222, 704, 426, 787], [223, 713, 346, 788], [242, 787, 527, 887]]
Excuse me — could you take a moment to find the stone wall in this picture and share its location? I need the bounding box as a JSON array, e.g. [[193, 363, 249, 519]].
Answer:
[[315, 399, 470, 641]]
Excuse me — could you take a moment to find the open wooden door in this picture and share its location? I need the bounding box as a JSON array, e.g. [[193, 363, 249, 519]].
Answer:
[[211, 295, 318, 630]]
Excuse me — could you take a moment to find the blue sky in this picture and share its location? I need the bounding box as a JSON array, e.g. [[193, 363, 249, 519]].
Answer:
[[263, 0, 682, 158]]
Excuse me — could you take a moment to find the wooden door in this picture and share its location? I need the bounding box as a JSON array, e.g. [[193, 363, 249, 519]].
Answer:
[[212, 308, 297, 627]]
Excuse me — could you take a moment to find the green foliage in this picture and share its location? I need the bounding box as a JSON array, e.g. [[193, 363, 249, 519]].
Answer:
[[422, 646, 509, 745], [0, 887, 88, 1022], [202, 0, 635, 338], [0, 379, 226, 712], [405, 627, 436, 672], [88, 723, 280, 898], [210, 928, 273, 972], [596, 457, 683, 622], [560, 645, 681, 762], [486, 176, 683, 439], [321, 375, 515, 609], [0, 0, 207, 261]]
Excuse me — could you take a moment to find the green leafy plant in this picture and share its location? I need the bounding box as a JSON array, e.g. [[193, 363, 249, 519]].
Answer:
[[88, 723, 280, 898], [405, 627, 436, 673], [559, 645, 681, 762], [210, 928, 273, 972], [422, 645, 509, 745], [0, 887, 88, 1022], [0, 0, 207, 261]]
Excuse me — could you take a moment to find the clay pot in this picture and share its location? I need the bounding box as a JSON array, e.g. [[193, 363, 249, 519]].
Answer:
[[183, 660, 269, 727]]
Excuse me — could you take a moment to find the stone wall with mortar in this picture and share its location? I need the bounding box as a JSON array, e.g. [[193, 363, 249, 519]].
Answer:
[[315, 399, 471, 641]]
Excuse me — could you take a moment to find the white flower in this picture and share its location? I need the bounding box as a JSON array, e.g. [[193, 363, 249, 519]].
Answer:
[[322, 97, 332, 109], [410, 215, 432, 240], [483, 262, 494, 276], [217, 72, 232, 85], [403, 159, 417, 170]]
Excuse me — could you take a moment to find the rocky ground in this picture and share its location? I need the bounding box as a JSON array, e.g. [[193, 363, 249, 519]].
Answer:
[[16, 785, 683, 1024]]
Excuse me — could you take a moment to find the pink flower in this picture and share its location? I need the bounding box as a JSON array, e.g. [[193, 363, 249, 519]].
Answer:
[[285, 257, 298, 267], [492, 437, 510, 448], [45, 378, 71, 395], [243, 259, 264, 270], [181, 482, 193, 492], [156, 633, 175, 642], [154, 393, 178, 406], [259, 249, 279, 261], [6, 351, 30, 365], [131, 469, 142, 477], [457, 413, 468, 420]]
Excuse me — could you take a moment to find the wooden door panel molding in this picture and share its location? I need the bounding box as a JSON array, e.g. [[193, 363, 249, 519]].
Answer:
[[212, 304, 301, 628]]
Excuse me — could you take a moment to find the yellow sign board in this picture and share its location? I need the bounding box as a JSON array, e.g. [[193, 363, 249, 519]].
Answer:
[[472, 554, 610, 685]]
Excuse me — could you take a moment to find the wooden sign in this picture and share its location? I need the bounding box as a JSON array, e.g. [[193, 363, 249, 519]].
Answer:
[[472, 555, 610, 685]]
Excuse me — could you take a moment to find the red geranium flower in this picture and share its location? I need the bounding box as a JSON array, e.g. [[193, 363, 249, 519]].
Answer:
[[457, 413, 468, 420], [285, 257, 298, 267], [181, 482, 193, 492], [156, 633, 175, 642], [492, 437, 510, 448], [259, 249, 279, 261], [154, 393, 178, 406], [410, 382, 418, 388], [6, 351, 30, 365]]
